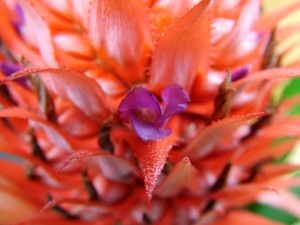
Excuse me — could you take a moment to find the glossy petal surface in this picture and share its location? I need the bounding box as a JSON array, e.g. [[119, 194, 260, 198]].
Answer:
[[118, 87, 161, 123], [160, 84, 191, 122], [119, 85, 189, 141], [130, 111, 172, 141]]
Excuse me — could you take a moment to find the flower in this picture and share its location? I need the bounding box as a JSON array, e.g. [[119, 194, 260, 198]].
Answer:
[[118, 85, 190, 141], [0, 0, 300, 225], [231, 65, 251, 82], [0, 62, 23, 76]]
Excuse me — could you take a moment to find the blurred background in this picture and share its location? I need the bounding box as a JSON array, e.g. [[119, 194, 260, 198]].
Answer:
[[249, 1, 300, 224]]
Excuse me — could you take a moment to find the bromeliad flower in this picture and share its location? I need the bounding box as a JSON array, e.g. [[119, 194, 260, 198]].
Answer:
[[118, 84, 190, 141]]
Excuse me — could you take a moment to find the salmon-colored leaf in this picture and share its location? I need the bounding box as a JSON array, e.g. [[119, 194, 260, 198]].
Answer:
[[88, 0, 151, 83], [70, 0, 91, 29], [183, 112, 268, 160], [212, 0, 260, 68], [260, 116, 300, 138], [2, 67, 111, 122], [53, 32, 96, 59], [0, 1, 41, 64], [234, 138, 297, 167], [0, 107, 73, 151], [57, 150, 106, 171], [125, 133, 176, 201], [5, 81, 38, 109], [233, 69, 300, 86], [0, 151, 80, 188], [150, 0, 200, 36], [58, 150, 139, 181], [57, 104, 101, 137], [19, 0, 58, 67], [17, 211, 114, 225], [155, 157, 199, 198], [255, 164, 300, 183], [92, 155, 140, 181], [0, 174, 40, 225], [86, 67, 128, 97], [38, 0, 73, 20], [210, 177, 300, 208], [148, 0, 213, 94], [0, 120, 30, 153], [208, 184, 279, 210]]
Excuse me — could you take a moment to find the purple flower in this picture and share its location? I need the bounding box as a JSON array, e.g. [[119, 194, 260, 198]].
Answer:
[[231, 65, 251, 82], [12, 3, 25, 34], [0, 62, 23, 76], [0, 62, 27, 86], [118, 84, 190, 141]]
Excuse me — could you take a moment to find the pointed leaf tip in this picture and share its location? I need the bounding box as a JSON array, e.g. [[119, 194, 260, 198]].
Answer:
[[88, 0, 151, 82], [233, 68, 300, 86], [125, 133, 175, 200], [155, 157, 199, 198], [184, 112, 268, 160], [148, 0, 214, 94], [19, 0, 58, 67], [7, 67, 111, 122]]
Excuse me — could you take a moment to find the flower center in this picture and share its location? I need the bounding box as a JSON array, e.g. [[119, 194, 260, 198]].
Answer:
[[133, 108, 158, 124]]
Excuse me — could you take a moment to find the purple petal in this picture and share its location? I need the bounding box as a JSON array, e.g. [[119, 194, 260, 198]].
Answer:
[[0, 62, 23, 76], [130, 111, 171, 141], [231, 65, 251, 82], [12, 3, 25, 34], [158, 84, 190, 124], [15, 3, 25, 22], [0, 62, 27, 87], [118, 87, 161, 123]]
